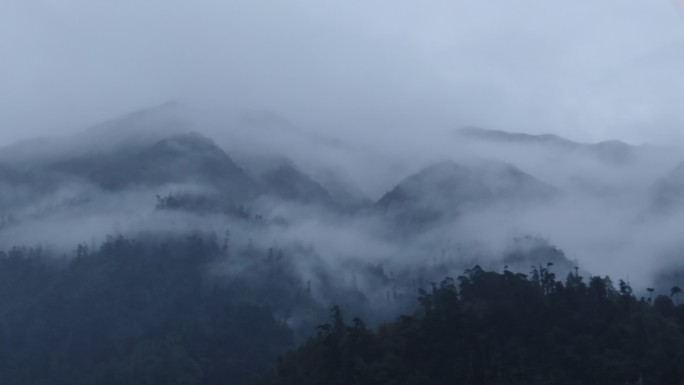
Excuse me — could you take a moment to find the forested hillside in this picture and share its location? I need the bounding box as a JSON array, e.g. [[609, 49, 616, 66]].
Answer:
[[2, 235, 684, 384], [0, 236, 296, 385], [264, 267, 684, 385]]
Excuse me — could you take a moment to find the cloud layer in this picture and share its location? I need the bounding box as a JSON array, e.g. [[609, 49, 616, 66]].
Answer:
[[2, 0, 684, 146]]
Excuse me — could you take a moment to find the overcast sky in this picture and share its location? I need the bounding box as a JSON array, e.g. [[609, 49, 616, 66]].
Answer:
[[2, 0, 684, 147]]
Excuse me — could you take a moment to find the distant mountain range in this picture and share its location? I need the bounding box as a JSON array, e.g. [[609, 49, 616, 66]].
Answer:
[[2, 103, 684, 234], [456, 126, 638, 164]]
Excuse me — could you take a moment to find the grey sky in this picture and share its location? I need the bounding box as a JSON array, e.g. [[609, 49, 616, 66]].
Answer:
[[2, 0, 684, 147]]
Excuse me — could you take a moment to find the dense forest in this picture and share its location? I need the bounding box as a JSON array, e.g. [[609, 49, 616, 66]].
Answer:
[[1, 235, 684, 385], [0, 236, 297, 385], [264, 267, 684, 385]]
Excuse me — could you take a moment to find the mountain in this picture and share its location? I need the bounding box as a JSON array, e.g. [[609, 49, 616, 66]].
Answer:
[[218, 110, 384, 201], [312, 169, 374, 211], [0, 165, 47, 211], [260, 162, 335, 207], [0, 104, 350, 207], [456, 127, 638, 165], [0, 159, 82, 212], [503, 236, 578, 277], [457, 126, 577, 148], [77, 101, 193, 154], [0, 101, 192, 167], [653, 161, 684, 211], [0, 103, 362, 216], [377, 161, 558, 226], [51, 132, 261, 200]]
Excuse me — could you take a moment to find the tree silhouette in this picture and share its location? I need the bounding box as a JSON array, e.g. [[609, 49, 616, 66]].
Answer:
[[266, 266, 684, 385], [0, 235, 296, 385], [671, 286, 682, 305]]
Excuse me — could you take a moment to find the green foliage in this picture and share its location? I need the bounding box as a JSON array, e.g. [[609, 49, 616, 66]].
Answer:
[[266, 267, 684, 385]]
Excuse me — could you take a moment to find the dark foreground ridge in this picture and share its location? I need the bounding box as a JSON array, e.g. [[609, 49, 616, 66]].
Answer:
[[2, 235, 684, 384], [0, 236, 296, 385], [263, 266, 684, 385]]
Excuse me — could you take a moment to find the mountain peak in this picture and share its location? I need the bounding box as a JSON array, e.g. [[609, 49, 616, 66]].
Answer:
[[377, 160, 557, 227], [77, 101, 195, 152]]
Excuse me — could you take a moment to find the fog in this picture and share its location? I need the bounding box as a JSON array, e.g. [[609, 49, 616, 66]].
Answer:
[[2, 0, 684, 147], [2, 101, 684, 295], [2, 0, 684, 317]]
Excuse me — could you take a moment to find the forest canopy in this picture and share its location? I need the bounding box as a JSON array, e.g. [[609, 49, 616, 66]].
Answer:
[[263, 266, 684, 385], [1, 236, 684, 385]]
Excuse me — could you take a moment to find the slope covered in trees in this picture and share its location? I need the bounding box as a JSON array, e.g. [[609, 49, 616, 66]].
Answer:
[[2, 234, 684, 385], [264, 266, 684, 385], [0, 236, 295, 385]]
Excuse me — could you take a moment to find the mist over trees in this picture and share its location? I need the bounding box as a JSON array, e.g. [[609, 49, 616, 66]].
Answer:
[[2, 235, 684, 385], [264, 268, 684, 385], [0, 236, 294, 385], [2, 105, 684, 384]]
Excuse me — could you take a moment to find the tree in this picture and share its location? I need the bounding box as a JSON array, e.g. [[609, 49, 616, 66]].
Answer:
[[267, 266, 684, 385], [0, 235, 296, 385], [654, 295, 675, 316], [671, 286, 682, 305]]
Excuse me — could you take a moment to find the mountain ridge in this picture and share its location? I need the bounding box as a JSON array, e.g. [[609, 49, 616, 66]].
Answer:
[[376, 160, 558, 228], [456, 126, 639, 164]]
